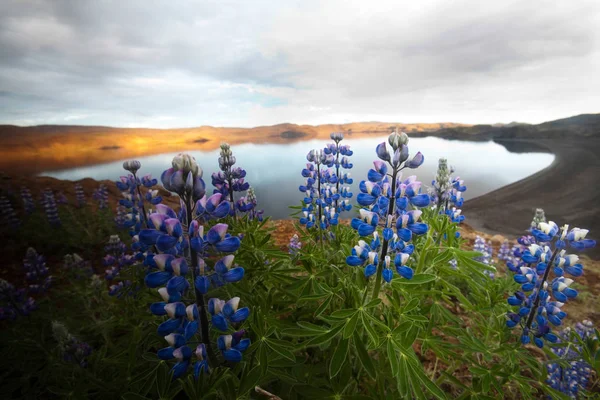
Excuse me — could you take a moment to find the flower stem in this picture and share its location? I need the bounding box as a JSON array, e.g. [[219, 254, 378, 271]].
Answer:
[[184, 196, 217, 365], [524, 248, 560, 331], [132, 172, 150, 229], [371, 166, 398, 300]]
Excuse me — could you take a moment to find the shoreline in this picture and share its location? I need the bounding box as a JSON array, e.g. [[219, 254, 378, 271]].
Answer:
[[464, 138, 600, 259]]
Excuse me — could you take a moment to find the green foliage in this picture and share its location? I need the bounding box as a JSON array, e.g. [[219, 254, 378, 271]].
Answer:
[[0, 206, 596, 399]]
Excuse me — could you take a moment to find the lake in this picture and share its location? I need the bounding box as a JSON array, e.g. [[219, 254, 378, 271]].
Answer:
[[40, 136, 554, 219]]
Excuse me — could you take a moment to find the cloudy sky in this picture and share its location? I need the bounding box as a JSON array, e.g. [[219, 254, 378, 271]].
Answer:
[[1, 0, 599, 128]]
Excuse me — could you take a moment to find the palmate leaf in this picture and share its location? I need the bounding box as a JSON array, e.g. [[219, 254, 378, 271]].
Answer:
[[237, 365, 263, 397], [392, 273, 437, 287], [343, 312, 360, 339], [352, 331, 376, 379], [329, 338, 350, 378]]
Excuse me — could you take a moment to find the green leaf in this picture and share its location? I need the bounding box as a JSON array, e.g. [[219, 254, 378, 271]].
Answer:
[[314, 294, 333, 318], [266, 339, 296, 362], [364, 298, 382, 308], [387, 339, 399, 377], [297, 321, 329, 332], [304, 324, 344, 348], [331, 309, 358, 319], [238, 366, 262, 397], [329, 338, 350, 378], [392, 274, 436, 286], [259, 343, 269, 375], [353, 331, 376, 379], [343, 313, 360, 339], [397, 357, 410, 398], [361, 313, 380, 347], [406, 360, 447, 400]]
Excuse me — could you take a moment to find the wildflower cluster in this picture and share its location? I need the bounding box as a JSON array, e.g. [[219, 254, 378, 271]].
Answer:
[[42, 188, 61, 226], [133, 154, 250, 379], [52, 321, 93, 368], [299, 132, 354, 233], [93, 184, 109, 209], [506, 221, 596, 347], [74, 183, 86, 208], [0, 278, 36, 320], [236, 186, 264, 221], [546, 320, 596, 398], [56, 191, 68, 205], [429, 158, 466, 223], [473, 236, 494, 279], [346, 131, 428, 293], [103, 235, 136, 296], [23, 248, 51, 294], [288, 234, 302, 256], [63, 253, 94, 280], [21, 187, 35, 214], [212, 143, 250, 217], [0, 195, 19, 228]]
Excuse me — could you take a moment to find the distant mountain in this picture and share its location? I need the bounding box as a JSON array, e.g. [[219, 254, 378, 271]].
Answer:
[[425, 113, 600, 141]]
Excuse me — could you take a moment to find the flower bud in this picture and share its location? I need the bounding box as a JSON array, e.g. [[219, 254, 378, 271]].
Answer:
[[123, 160, 141, 174], [388, 131, 409, 150]]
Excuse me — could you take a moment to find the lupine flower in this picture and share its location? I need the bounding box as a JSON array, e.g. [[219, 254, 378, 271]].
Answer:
[[236, 187, 264, 221], [498, 240, 511, 262], [506, 222, 596, 348], [546, 320, 596, 398], [429, 158, 452, 206], [63, 254, 94, 279], [211, 143, 250, 217], [74, 183, 86, 207], [347, 131, 429, 290], [323, 132, 354, 214], [0, 278, 36, 320], [42, 189, 61, 226], [93, 184, 109, 209], [52, 321, 93, 368], [103, 235, 135, 290], [218, 330, 251, 362], [139, 154, 250, 379], [21, 187, 35, 214], [288, 234, 302, 256], [56, 191, 68, 205], [473, 236, 494, 279], [208, 297, 250, 331], [531, 208, 547, 231], [23, 248, 51, 294], [1, 195, 20, 228]]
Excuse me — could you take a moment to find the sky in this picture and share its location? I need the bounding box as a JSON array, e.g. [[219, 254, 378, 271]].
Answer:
[[0, 0, 599, 128]]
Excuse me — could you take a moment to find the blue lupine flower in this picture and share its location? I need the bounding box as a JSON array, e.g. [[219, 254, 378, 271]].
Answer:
[[212, 143, 251, 217], [473, 236, 494, 279], [21, 187, 35, 214], [0, 195, 20, 229], [0, 278, 36, 320], [208, 297, 250, 331], [41, 189, 61, 226], [498, 240, 511, 262], [63, 254, 93, 280], [546, 320, 596, 398], [347, 131, 429, 288], [218, 330, 251, 362], [23, 248, 51, 294], [52, 321, 93, 368], [93, 184, 109, 209], [133, 153, 250, 379], [506, 222, 595, 348], [74, 183, 86, 208], [288, 234, 302, 256]]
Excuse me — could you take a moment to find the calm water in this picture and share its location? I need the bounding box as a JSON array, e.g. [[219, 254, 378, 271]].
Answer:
[[40, 137, 554, 219]]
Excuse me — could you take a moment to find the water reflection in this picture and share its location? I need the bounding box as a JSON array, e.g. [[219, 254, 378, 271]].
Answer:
[[40, 136, 554, 219]]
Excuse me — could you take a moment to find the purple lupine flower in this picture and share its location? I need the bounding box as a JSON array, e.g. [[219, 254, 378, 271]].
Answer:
[[212, 143, 250, 217], [42, 189, 61, 226], [103, 235, 135, 286], [236, 187, 264, 221], [208, 297, 250, 331], [288, 234, 302, 256], [506, 222, 596, 348], [0, 195, 20, 229], [21, 187, 35, 214], [143, 153, 249, 379], [56, 191, 68, 205], [52, 321, 93, 368], [0, 278, 36, 320], [498, 240, 511, 262], [74, 183, 86, 208], [473, 236, 495, 279], [546, 320, 596, 397], [23, 248, 51, 294], [93, 184, 109, 209], [63, 254, 93, 279], [347, 131, 429, 290]]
